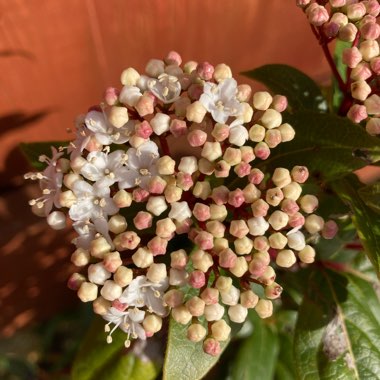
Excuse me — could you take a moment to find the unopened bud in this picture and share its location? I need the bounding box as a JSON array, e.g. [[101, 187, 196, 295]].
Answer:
[[143, 315, 162, 335], [114, 266, 133, 287], [240, 290, 259, 309], [186, 296, 206, 317], [255, 299, 273, 319], [213, 63, 232, 82], [276, 249, 297, 268], [204, 303, 225, 321], [100, 280, 122, 301], [187, 323, 207, 342], [211, 319, 231, 341], [78, 282, 98, 302], [305, 214, 325, 234], [132, 247, 154, 268], [93, 296, 111, 315], [298, 245, 316, 263], [228, 304, 248, 323], [172, 305, 192, 325]]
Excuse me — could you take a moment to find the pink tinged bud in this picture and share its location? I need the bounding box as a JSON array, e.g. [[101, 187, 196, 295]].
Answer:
[[248, 168, 265, 185], [265, 282, 283, 300], [201, 288, 219, 305], [132, 188, 150, 203], [370, 57, 380, 75], [305, 214, 325, 234], [204, 303, 225, 321], [114, 266, 133, 287], [300, 194, 319, 213], [188, 83, 204, 101], [228, 304, 248, 323], [307, 4, 329, 26], [172, 305, 192, 325], [234, 236, 253, 255], [219, 248, 238, 268], [196, 61, 214, 80], [366, 118, 380, 135], [164, 289, 184, 308], [276, 249, 297, 268], [237, 84, 252, 102], [169, 119, 187, 138], [281, 198, 300, 215], [212, 123, 230, 142], [271, 95, 288, 112], [147, 236, 168, 256], [359, 40, 380, 61], [240, 146, 255, 163], [323, 21, 340, 38], [234, 162, 251, 177], [251, 199, 269, 218], [135, 92, 155, 117], [298, 245, 316, 263], [171, 249, 188, 269], [253, 91, 273, 110], [268, 210, 289, 230], [265, 129, 282, 148], [135, 120, 153, 139], [104, 87, 119, 106], [255, 299, 273, 319], [361, 21, 380, 40], [240, 290, 259, 309], [347, 104, 368, 123], [132, 247, 154, 268], [214, 160, 231, 178], [230, 220, 249, 239], [194, 231, 214, 250], [175, 218, 193, 234], [203, 338, 221, 356], [351, 80, 371, 101], [189, 270, 206, 289], [186, 296, 206, 317], [248, 251, 270, 277], [176, 172, 194, 191], [254, 142, 270, 160], [266, 187, 284, 207], [165, 51, 182, 66], [329, 0, 346, 7], [228, 188, 245, 208], [288, 212, 306, 228], [112, 299, 128, 312], [365, 0, 380, 16], [78, 282, 98, 302], [156, 218, 177, 238], [206, 220, 226, 238], [347, 3, 366, 21], [339, 23, 358, 42], [253, 236, 270, 252], [259, 266, 276, 286], [365, 94, 380, 114], [100, 280, 122, 301], [291, 166, 309, 184], [67, 273, 86, 290], [211, 185, 229, 205], [322, 220, 339, 239], [134, 211, 153, 230], [343, 47, 362, 68], [193, 203, 211, 221], [103, 251, 122, 273], [187, 129, 208, 147], [113, 190, 132, 208]]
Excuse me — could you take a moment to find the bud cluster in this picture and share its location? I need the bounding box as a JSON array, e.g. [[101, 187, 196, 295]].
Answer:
[[296, 0, 380, 135], [25, 52, 336, 354]]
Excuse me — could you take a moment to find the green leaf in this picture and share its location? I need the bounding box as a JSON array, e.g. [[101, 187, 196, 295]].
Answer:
[[20, 141, 68, 170], [294, 269, 380, 380], [72, 317, 159, 380], [358, 182, 380, 215], [163, 318, 229, 380], [242, 64, 326, 112], [333, 175, 380, 276], [230, 312, 279, 380], [256, 111, 380, 180]]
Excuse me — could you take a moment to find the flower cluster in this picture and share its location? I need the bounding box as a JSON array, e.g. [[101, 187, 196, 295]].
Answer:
[[26, 52, 336, 355], [297, 0, 380, 135]]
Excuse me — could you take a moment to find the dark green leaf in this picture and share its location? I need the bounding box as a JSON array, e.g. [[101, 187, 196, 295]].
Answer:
[[242, 64, 326, 112], [256, 111, 380, 180], [72, 317, 159, 380], [358, 182, 380, 215], [20, 141, 68, 171], [294, 269, 380, 380], [163, 318, 229, 380], [230, 312, 279, 380], [333, 175, 380, 276]]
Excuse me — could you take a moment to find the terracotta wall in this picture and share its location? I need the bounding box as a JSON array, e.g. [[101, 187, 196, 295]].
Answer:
[[0, 0, 329, 336]]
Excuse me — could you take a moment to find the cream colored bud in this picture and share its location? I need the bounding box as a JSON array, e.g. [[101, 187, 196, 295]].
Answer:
[[351, 80, 372, 101], [156, 218, 176, 238], [283, 182, 302, 200], [298, 245, 316, 263], [223, 147, 242, 166], [243, 184, 261, 203], [206, 220, 225, 238], [186, 296, 206, 317], [268, 210, 289, 230], [100, 280, 122, 301], [186, 101, 207, 123], [210, 204, 228, 221], [201, 142, 222, 162], [146, 196, 167, 216], [191, 249, 213, 272], [172, 305, 192, 325], [220, 285, 240, 305], [359, 40, 379, 62], [88, 263, 111, 285], [234, 236, 253, 255], [164, 289, 184, 309], [193, 181, 211, 200], [63, 172, 81, 188], [266, 187, 284, 207], [90, 236, 111, 259], [183, 60, 198, 74], [93, 296, 111, 315], [108, 106, 129, 128], [187, 323, 207, 342], [171, 249, 188, 269], [261, 109, 282, 129], [108, 214, 127, 234], [151, 113, 170, 135], [228, 304, 248, 323], [169, 268, 188, 286], [114, 266, 133, 287], [278, 123, 295, 142], [287, 231, 306, 251], [71, 247, 90, 267], [121, 67, 140, 86], [70, 157, 87, 174], [229, 256, 249, 278], [241, 102, 254, 123], [78, 282, 98, 302], [157, 155, 176, 175], [240, 290, 259, 309], [276, 249, 297, 268], [305, 214, 325, 234], [113, 190, 132, 208], [247, 216, 270, 236], [249, 124, 266, 143], [213, 63, 232, 82], [59, 190, 76, 208], [211, 319, 231, 341], [213, 237, 229, 253], [165, 185, 182, 203], [215, 276, 232, 292], [230, 220, 249, 239], [253, 91, 273, 110], [259, 266, 276, 286], [198, 158, 215, 175], [132, 247, 154, 268], [300, 195, 319, 213], [268, 232, 288, 249], [265, 282, 283, 300], [204, 303, 225, 321], [143, 314, 162, 335], [147, 263, 167, 283], [178, 156, 198, 174], [272, 168, 291, 188], [255, 299, 273, 319]]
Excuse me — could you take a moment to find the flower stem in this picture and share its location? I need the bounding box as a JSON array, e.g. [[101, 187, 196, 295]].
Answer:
[[159, 135, 170, 156]]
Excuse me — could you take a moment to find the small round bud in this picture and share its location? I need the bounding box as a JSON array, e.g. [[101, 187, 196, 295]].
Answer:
[[253, 91, 273, 110], [291, 166, 309, 183], [88, 263, 111, 285], [276, 249, 297, 268], [228, 304, 248, 323], [143, 315, 162, 335], [213, 63, 232, 82], [71, 248, 90, 267], [278, 123, 295, 142], [283, 182, 302, 200], [171, 249, 188, 269], [269, 232, 288, 249], [147, 263, 167, 283], [90, 236, 112, 259], [114, 231, 141, 251], [298, 245, 316, 263], [240, 290, 259, 309], [300, 194, 319, 213], [215, 276, 232, 292], [187, 323, 207, 342], [108, 106, 129, 128], [351, 80, 372, 101], [234, 236, 253, 255], [114, 266, 133, 287], [249, 124, 266, 142], [93, 296, 111, 315], [121, 67, 140, 86], [67, 273, 85, 290], [204, 303, 225, 321], [272, 168, 292, 188], [108, 214, 127, 234], [305, 214, 325, 234], [47, 211, 66, 230], [247, 216, 270, 236], [203, 338, 221, 356], [132, 247, 154, 268], [100, 280, 122, 301], [189, 270, 206, 289], [201, 288, 219, 305], [103, 251, 122, 273], [268, 210, 289, 230], [113, 189, 132, 208], [211, 319, 231, 341], [255, 299, 273, 319], [172, 305, 192, 325], [186, 101, 207, 123], [164, 289, 184, 308], [266, 188, 284, 207], [261, 109, 282, 129], [229, 256, 249, 278], [186, 296, 206, 317], [78, 282, 98, 302], [322, 220, 338, 239]]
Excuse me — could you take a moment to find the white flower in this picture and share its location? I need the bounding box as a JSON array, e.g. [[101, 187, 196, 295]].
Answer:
[[199, 78, 243, 123], [80, 150, 128, 187], [85, 110, 135, 145], [119, 85, 142, 107], [118, 141, 160, 190], [168, 201, 192, 222], [147, 74, 181, 103], [119, 275, 169, 316], [103, 307, 146, 343], [68, 116, 93, 159], [228, 119, 249, 146], [69, 180, 119, 222], [72, 219, 113, 249]]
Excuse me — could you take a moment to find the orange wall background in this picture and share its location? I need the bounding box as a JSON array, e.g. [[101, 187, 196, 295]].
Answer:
[[0, 0, 330, 336]]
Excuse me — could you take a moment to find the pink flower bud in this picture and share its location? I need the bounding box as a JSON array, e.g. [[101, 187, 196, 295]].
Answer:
[[135, 120, 153, 139], [288, 212, 306, 228], [189, 270, 206, 288], [132, 188, 150, 202], [366, 118, 380, 135], [248, 251, 270, 277], [219, 248, 238, 268], [281, 198, 300, 215], [193, 203, 211, 221], [169, 119, 187, 137], [323, 21, 340, 38], [187, 129, 208, 147], [308, 5, 329, 26], [67, 273, 86, 290], [339, 23, 358, 42], [135, 92, 155, 117], [343, 47, 363, 68], [254, 142, 270, 160], [176, 172, 194, 191], [365, 0, 380, 16], [165, 51, 182, 66], [234, 161, 251, 177], [186, 296, 206, 317], [322, 220, 339, 239], [114, 231, 141, 251], [156, 218, 176, 239], [248, 168, 265, 185], [347, 104, 368, 123], [103, 251, 122, 273], [228, 188, 245, 208], [104, 87, 119, 106], [240, 290, 259, 309], [291, 166, 309, 183], [211, 185, 229, 205], [194, 231, 214, 250], [370, 57, 380, 75], [329, 0, 346, 7], [201, 288, 219, 305], [203, 338, 221, 356], [251, 199, 269, 217], [361, 21, 380, 40], [253, 236, 270, 252], [211, 123, 230, 142], [196, 61, 214, 80], [364, 94, 380, 114], [147, 236, 168, 256], [133, 211, 152, 230], [237, 84, 252, 102], [164, 289, 184, 308]]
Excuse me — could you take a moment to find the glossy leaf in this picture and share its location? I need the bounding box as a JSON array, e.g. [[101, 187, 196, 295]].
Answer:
[[255, 111, 380, 180], [333, 175, 380, 276], [358, 182, 380, 215], [163, 318, 229, 380], [242, 64, 326, 112], [20, 141, 68, 171], [332, 40, 350, 112], [230, 312, 279, 380], [294, 269, 380, 380]]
